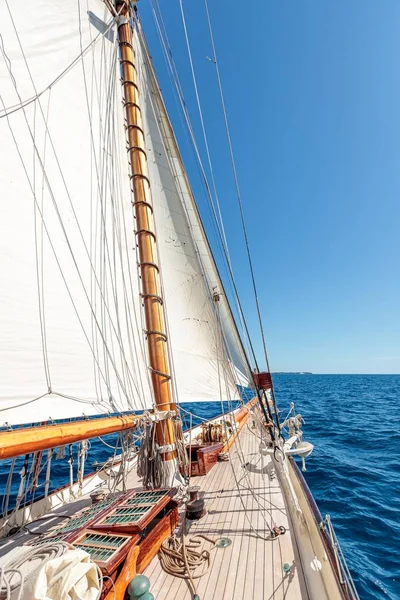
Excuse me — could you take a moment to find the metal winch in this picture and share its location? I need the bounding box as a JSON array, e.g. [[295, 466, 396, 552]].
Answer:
[[185, 486, 206, 520]]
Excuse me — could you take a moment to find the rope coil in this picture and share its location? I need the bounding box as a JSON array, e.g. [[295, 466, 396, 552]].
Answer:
[[159, 531, 216, 598], [0, 543, 69, 600]]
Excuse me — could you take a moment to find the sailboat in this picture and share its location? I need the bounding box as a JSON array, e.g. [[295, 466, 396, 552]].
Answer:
[[0, 1, 359, 598]]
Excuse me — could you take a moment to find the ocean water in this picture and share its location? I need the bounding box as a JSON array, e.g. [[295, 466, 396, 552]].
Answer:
[[1, 375, 398, 599], [272, 373, 400, 600]]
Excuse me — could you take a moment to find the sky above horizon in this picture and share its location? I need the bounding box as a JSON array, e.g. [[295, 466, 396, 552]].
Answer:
[[140, 0, 400, 374]]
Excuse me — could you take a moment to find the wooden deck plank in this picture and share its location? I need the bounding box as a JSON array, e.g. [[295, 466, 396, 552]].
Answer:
[[200, 446, 242, 600], [0, 410, 307, 600], [0, 403, 321, 600], [143, 422, 307, 600]]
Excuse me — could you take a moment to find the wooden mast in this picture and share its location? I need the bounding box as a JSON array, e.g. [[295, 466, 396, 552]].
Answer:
[[116, 0, 177, 464]]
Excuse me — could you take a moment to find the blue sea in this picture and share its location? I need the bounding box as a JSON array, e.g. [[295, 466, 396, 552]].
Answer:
[[1, 374, 399, 599], [274, 373, 400, 600]]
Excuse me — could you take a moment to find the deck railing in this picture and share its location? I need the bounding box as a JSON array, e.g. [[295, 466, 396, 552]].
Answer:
[[322, 515, 360, 600]]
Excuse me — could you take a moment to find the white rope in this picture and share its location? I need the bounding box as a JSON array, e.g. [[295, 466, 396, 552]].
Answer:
[[0, 543, 69, 600], [44, 449, 53, 500], [2, 458, 16, 517], [77, 440, 88, 493], [68, 446, 74, 499]]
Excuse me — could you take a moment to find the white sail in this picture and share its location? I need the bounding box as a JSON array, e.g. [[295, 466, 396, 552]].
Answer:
[[0, 0, 152, 425], [0, 3, 252, 426], [133, 25, 252, 402]]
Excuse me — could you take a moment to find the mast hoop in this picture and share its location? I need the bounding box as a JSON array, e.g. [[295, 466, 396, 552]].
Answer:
[[126, 123, 145, 136], [122, 80, 139, 93], [135, 228, 156, 241], [119, 40, 134, 51], [123, 100, 142, 113], [144, 329, 168, 342], [131, 199, 153, 212], [119, 58, 137, 72], [140, 293, 163, 304], [129, 173, 151, 187], [139, 260, 159, 272], [127, 145, 147, 159]]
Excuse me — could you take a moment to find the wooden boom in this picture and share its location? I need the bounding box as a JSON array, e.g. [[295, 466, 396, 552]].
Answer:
[[0, 413, 141, 460]]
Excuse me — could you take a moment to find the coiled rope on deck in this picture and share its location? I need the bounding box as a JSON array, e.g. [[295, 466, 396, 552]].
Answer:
[[159, 531, 216, 599], [0, 542, 104, 600], [0, 543, 69, 600]]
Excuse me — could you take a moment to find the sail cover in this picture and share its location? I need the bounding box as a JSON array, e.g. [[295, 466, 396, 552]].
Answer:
[[0, 2, 251, 426]]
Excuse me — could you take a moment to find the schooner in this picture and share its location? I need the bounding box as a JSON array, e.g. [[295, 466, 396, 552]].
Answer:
[[0, 1, 359, 599]]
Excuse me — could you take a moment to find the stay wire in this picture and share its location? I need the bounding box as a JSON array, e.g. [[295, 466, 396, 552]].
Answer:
[[149, 3, 255, 374], [148, 1, 254, 369], [175, 0, 276, 432], [202, 0, 281, 433]]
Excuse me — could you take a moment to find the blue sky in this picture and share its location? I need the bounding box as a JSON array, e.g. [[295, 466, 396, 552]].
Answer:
[[140, 1, 400, 374]]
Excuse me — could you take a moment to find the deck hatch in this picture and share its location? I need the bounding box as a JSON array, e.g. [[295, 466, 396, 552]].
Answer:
[[55, 495, 120, 534], [103, 506, 150, 524], [91, 489, 172, 532], [71, 529, 138, 574], [125, 490, 166, 504]]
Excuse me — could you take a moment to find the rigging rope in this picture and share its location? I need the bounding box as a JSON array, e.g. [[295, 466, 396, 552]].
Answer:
[[1, 0, 150, 413], [148, 2, 277, 435], [202, 0, 282, 433], [175, 0, 281, 432], [137, 421, 165, 489]]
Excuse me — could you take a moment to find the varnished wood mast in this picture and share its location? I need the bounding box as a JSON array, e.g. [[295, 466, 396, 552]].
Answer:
[[116, 0, 176, 459]]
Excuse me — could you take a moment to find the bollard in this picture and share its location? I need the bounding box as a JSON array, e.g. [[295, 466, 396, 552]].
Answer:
[[127, 574, 154, 600]]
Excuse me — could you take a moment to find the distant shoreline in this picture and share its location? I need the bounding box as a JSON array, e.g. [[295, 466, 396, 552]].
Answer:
[[273, 371, 313, 375], [272, 372, 400, 375]]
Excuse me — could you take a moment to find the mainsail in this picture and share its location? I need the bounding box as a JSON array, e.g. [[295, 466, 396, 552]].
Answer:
[[0, 0, 251, 427], [0, 0, 153, 424]]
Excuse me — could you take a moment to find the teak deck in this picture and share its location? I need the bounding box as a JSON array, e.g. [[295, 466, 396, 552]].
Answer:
[[0, 420, 309, 600], [144, 424, 308, 600]]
